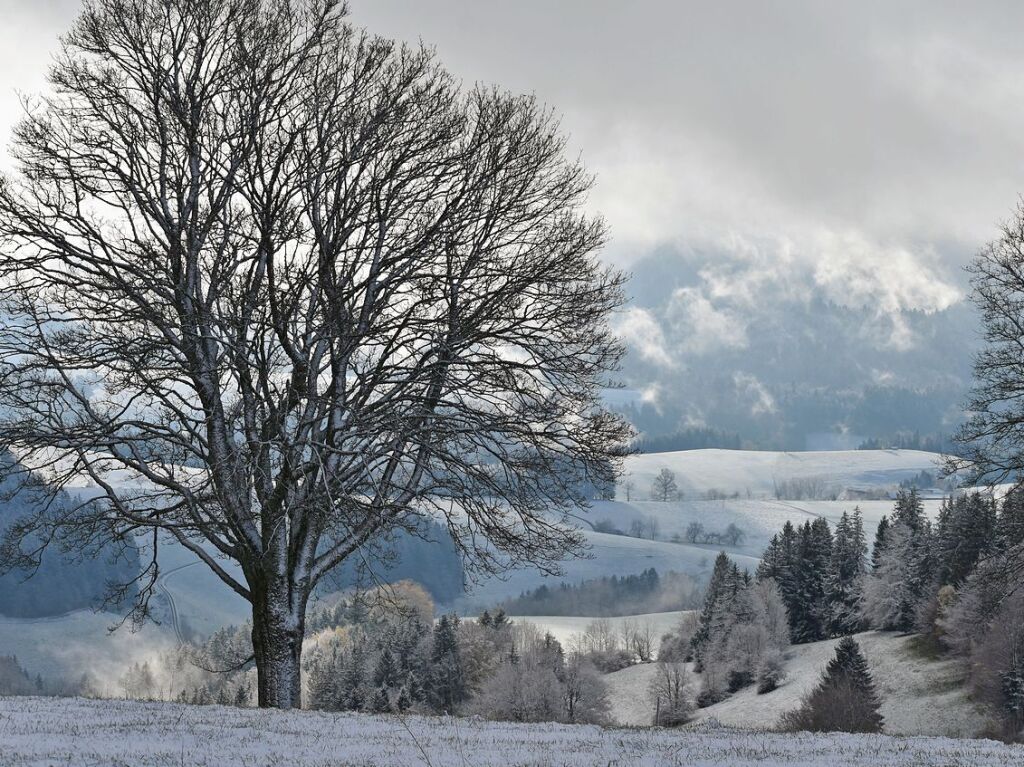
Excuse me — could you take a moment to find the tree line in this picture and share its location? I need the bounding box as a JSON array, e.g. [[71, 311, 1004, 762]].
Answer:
[[497, 569, 702, 618]]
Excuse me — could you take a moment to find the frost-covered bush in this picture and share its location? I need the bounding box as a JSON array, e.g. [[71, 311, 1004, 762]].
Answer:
[[756, 649, 786, 694], [649, 660, 693, 727], [470, 625, 609, 725]]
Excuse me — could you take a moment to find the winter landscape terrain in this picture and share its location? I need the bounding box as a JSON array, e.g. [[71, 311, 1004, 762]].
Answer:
[[8, 1, 1024, 765], [2, 696, 1022, 767], [0, 447, 941, 687]]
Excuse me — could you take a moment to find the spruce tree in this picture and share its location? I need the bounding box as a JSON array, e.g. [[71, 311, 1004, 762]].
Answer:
[[892, 487, 925, 531], [998, 485, 1024, 550], [428, 614, 466, 712], [373, 646, 399, 689], [871, 516, 890, 571], [935, 493, 997, 587], [782, 636, 883, 733], [787, 520, 832, 643], [396, 684, 412, 712], [827, 509, 867, 635], [340, 638, 368, 710], [371, 685, 391, 714], [863, 491, 934, 632], [692, 552, 734, 665]]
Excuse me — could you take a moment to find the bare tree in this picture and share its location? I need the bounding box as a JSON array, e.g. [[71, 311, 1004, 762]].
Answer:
[[685, 521, 705, 544], [952, 203, 1024, 485], [621, 476, 635, 502], [627, 515, 659, 540], [649, 660, 692, 726], [0, 0, 629, 709], [650, 468, 678, 502], [622, 619, 654, 663], [722, 522, 745, 547]]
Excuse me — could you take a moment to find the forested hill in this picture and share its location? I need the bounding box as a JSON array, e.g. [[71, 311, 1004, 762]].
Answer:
[[0, 453, 139, 618]]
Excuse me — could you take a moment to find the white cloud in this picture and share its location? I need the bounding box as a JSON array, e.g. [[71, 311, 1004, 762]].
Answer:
[[812, 231, 961, 316], [733, 373, 777, 416], [612, 308, 674, 368], [666, 287, 748, 355]]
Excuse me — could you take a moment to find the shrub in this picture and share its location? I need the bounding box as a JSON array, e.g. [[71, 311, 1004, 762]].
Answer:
[[756, 650, 786, 694]]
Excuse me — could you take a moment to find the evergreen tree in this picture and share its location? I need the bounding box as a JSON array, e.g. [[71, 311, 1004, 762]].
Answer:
[[934, 493, 997, 587], [892, 488, 925, 531], [306, 648, 340, 710], [757, 533, 784, 580], [373, 645, 400, 689], [787, 520, 832, 643], [781, 636, 883, 733], [371, 685, 391, 713], [692, 552, 735, 666], [998, 485, 1024, 550], [340, 640, 368, 710], [827, 509, 867, 635], [428, 614, 466, 712], [871, 516, 890, 570], [396, 684, 412, 712]]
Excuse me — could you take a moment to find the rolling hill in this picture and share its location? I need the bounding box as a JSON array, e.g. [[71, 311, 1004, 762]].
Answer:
[[605, 631, 992, 737]]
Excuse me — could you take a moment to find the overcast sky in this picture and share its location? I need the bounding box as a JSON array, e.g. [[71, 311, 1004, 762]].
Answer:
[[4, 1, 1024, 337]]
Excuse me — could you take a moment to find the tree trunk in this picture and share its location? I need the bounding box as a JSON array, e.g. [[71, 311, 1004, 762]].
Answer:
[[251, 579, 307, 709]]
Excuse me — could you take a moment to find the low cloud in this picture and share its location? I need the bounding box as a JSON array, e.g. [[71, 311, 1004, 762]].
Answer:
[[613, 307, 674, 368], [666, 287, 748, 355]]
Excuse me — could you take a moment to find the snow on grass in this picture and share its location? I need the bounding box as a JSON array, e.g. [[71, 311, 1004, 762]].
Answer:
[[605, 631, 993, 738], [455, 531, 762, 609], [621, 448, 943, 500], [588, 498, 944, 558], [513, 611, 692, 650], [1, 696, 1021, 767]]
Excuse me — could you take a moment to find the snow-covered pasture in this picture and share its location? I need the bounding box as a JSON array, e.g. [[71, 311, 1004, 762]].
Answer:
[[514, 611, 691, 652], [587, 497, 944, 558], [606, 631, 992, 737], [620, 448, 944, 500], [1, 696, 1021, 767], [18, 449, 946, 634], [455, 531, 761, 610]]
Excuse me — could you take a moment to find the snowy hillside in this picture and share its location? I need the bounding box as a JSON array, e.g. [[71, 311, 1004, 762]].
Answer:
[[620, 448, 943, 499], [515, 611, 692, 651], [456, 530, 761, 610], [586, 497, 943, 557], [605, 631, 993, 738], [2, 696, 1021, 767], [2, 449, 948, 640]]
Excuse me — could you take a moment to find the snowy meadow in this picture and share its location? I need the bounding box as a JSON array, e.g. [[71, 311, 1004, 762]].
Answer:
[[1, 697, 1023, 767]]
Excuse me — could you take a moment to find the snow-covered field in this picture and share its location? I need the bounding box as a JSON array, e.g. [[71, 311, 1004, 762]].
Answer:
[[587, 497, 944, 559], [1, 696, 1021, 767], [456, 530, 762, 609], [605, 631, 992, 737], [620, 448, 943, 500], [514, 611, 691, 650]]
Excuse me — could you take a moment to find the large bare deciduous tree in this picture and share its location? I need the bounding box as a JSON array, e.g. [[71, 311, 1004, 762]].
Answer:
[[953, 201, 1024, 486], [0, 0, 630, 708]]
